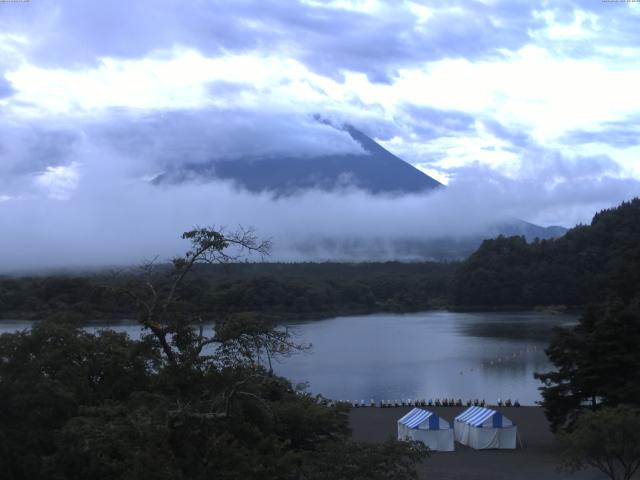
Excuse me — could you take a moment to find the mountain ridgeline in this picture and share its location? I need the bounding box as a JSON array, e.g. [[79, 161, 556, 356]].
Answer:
[[451, 198, 640, 308]]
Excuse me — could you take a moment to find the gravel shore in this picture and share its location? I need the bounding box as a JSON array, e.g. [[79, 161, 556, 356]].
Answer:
[[349, 406, 603, 480]]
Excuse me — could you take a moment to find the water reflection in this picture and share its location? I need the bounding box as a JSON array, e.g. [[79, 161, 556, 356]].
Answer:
[[455, 311, 577, 341]]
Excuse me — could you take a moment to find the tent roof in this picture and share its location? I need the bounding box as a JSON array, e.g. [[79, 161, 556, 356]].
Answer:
[[398, 408, 436, 429], [455, 406, 509, 427]]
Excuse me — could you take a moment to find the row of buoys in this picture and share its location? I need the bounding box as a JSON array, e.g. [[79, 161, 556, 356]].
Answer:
[[479, 345, 540, 370], [319, 399, 375, 408], [381, 398, 468, 408], [450, 345, 542, 377], [320, 398, 522, 408]]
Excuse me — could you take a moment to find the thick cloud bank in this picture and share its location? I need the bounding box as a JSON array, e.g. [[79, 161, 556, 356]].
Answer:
[[1, 111, 639, 272]]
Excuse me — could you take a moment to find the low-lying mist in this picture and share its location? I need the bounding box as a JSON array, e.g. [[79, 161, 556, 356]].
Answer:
[[2, 111, 638, 272]]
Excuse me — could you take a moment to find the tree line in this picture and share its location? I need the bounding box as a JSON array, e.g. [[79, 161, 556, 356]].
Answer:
[[0, 262, 455, 321]]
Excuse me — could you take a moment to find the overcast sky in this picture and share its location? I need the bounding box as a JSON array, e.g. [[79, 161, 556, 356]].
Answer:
[[1, 0, 639, 269]]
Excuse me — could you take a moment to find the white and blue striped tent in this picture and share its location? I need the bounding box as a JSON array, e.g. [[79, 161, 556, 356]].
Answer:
[[454, 406, 517, 449], [397, 408, 454, 451]]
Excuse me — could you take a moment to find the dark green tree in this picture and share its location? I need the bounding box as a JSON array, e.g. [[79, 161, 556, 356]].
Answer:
[[0, 315, 157, 479], [536, 300, 640, 431], [559, 406, 640, 480]]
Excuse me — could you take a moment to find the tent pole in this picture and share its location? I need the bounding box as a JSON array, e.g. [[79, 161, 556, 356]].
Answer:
[[517, 430, 524, 449]]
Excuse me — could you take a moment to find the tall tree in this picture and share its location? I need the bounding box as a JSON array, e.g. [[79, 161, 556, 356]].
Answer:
[[536, 300, 640, 431], [120, 226, 271, 367]]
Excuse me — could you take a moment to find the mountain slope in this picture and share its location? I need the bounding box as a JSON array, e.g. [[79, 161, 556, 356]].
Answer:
[[154, 124, 442, 194]]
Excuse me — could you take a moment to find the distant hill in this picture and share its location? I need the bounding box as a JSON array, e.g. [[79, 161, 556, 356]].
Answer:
[[451, 198, 640, 307], [154, 124, 442, 195], [490, 220, 568, 241]]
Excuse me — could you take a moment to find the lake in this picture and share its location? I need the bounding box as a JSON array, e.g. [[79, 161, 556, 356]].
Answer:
[[0, 310, 576, 405]]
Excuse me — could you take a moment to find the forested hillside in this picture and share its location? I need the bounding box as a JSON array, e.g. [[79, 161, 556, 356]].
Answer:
[[451, 198, 640, 307], [0, 262, 455, 321]]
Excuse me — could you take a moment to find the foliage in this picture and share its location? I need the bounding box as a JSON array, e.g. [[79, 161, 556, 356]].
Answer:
[[298, 439, 429, 480], [559, 406, 640, 480], [535, 300, 640, 431], [452, 198, 640, 307], [0, 227, 428, 480], [0, 317, 158, 479]]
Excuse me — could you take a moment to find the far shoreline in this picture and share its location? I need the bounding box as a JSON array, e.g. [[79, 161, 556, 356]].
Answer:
[[0, 305, 583, 324]]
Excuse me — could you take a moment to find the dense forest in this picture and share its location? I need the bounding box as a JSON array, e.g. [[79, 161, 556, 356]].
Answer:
[[0, 262, 455, 321], [452, 198, 640, 308]]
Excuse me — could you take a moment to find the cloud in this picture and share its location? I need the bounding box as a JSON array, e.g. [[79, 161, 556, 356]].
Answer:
[[33, 162, 81, 200], [1, 110, 639, 271], [0, 121, 79, 192], [0, 0, 639, 270], [2, 160, 638, 271], [446, 163, 639, 227], [3, 3, 640, 164], [397, 105, 476, 141], [30, 1, 629, 83], [0, 75, 14, 99], [13, 110, 376, 167], [562, 119, 640, 149], [0, 0, 568, 81]]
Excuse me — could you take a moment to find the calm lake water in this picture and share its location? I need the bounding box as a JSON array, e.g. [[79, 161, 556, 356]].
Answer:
[[0, 311, 576, 405]]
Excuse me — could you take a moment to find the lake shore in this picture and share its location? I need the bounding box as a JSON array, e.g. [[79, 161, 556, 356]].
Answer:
[[0, 305, 432, 323], [0, 304, 583, 324], [349, 406, 600, 480]]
